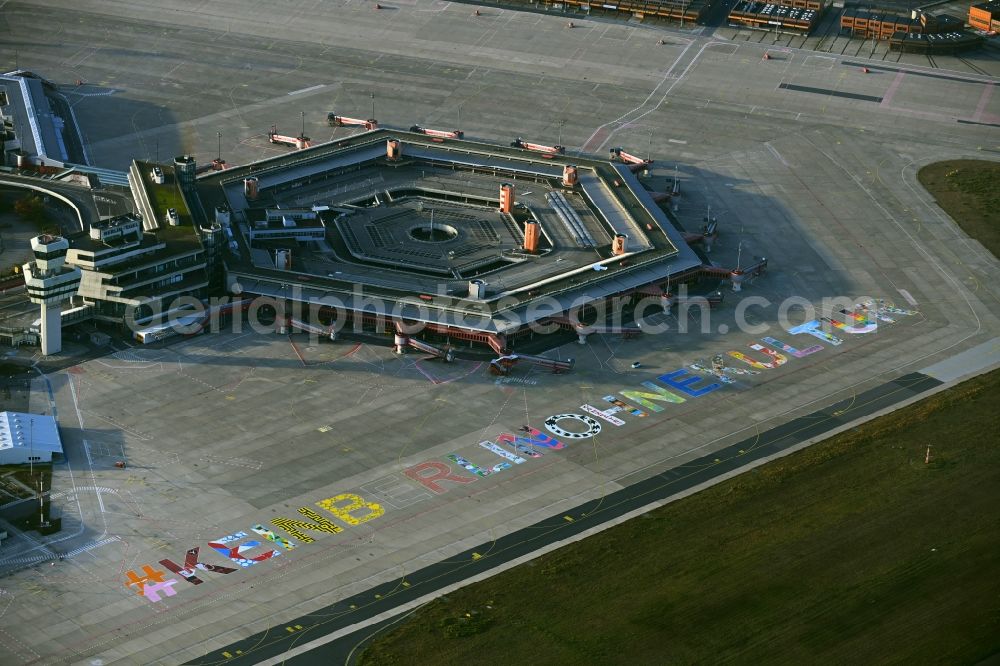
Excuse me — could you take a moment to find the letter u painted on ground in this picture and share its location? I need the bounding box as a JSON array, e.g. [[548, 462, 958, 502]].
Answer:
[[760, 336, 823, 358], [728, 343, 788, 370]]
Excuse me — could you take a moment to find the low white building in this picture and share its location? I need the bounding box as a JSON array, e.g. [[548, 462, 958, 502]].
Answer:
[[0, 412, 63, 465]]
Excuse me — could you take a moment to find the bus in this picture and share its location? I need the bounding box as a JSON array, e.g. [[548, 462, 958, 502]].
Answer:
[[133, 298, 250, 344], [134, 313, 206, 344]]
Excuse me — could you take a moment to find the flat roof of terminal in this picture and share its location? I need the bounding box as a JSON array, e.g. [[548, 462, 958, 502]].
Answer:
[[0, 72, 87, 165], [193, 129, 702, 330]]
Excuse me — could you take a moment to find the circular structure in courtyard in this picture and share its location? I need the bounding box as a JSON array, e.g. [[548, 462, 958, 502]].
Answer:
[[409, 223, 459, 243]]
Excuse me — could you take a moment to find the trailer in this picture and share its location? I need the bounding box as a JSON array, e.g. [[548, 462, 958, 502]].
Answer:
[[409, 125, 464, 139], [268, 125, 311, 150], [288, 317, 337, 341], [134, 299, 251, 344], [328, 114, 378, 130], [406, 337, 456, 362], [682, 220, 718, 247], [510, 137, 565, 155], [609, 147, 653, 173], [489, 353, 574, 375]]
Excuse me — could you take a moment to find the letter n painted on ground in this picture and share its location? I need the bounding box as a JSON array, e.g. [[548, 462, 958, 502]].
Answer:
[[620, 381, 686, 413], [403, 460, 478, 494]]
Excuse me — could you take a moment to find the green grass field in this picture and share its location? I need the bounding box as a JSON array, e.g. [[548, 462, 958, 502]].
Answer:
[[917, 160, 1000, 259], [360, 370, 1000, 666]]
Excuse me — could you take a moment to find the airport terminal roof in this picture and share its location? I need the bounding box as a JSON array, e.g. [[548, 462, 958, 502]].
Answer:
[[197, 128, 702, 329], [0, 71, 87, 165]]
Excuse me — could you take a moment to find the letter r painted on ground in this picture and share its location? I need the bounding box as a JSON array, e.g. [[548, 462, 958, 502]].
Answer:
[[403, 460, 478, 494], [656, 369, 723, 398]]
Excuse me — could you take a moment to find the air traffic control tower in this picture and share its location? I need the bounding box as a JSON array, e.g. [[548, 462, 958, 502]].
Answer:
[[22, 235, 81, 355]]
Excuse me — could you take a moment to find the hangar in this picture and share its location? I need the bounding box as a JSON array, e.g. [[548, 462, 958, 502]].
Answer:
[[0, 412, 62, 465]]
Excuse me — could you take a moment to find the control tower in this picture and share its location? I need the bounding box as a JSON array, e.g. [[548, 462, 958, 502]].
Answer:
[[22, 235, 81, 356]]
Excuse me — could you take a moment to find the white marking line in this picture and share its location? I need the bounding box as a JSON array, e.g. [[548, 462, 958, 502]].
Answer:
[[668, 138, 687, 144], [580, 36, 697, 150], [765, 142, 790, 168], [287, 84, 325, 96], [897, 288, 918, 306], [82, 441, 106, 514], [592, 39, 733, 153], [64, 536, 121, 559]]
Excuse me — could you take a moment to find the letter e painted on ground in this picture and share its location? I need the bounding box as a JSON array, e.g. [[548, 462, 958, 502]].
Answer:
[[656, 369, 722, 398]]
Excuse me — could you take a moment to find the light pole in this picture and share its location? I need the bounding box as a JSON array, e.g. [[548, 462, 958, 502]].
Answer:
[[371, 91, 376, 119], [38, 478, 44, 528]]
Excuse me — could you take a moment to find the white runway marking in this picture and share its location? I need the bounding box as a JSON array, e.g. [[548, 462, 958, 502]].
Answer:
[[64, 536, 121, 559], [287, 84, 326, 96], [765, 142, 791, 168], [897, 288, 918, 306]]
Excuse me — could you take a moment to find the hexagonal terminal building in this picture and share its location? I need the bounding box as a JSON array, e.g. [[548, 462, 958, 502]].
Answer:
[[22, 235, 82, 355], [189, 129, 709, 352]]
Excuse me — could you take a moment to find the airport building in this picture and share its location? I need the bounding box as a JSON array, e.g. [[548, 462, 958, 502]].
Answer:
[[728, 0, 825, 34], [65, 210, 213, 324], [969, 0, 1000, 32], [502, 0, 709, 24], [0, 70, 88, 169], [1, 71, 763, 357], [0, 412, 62, 465], [180, 128, 756, 356]]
